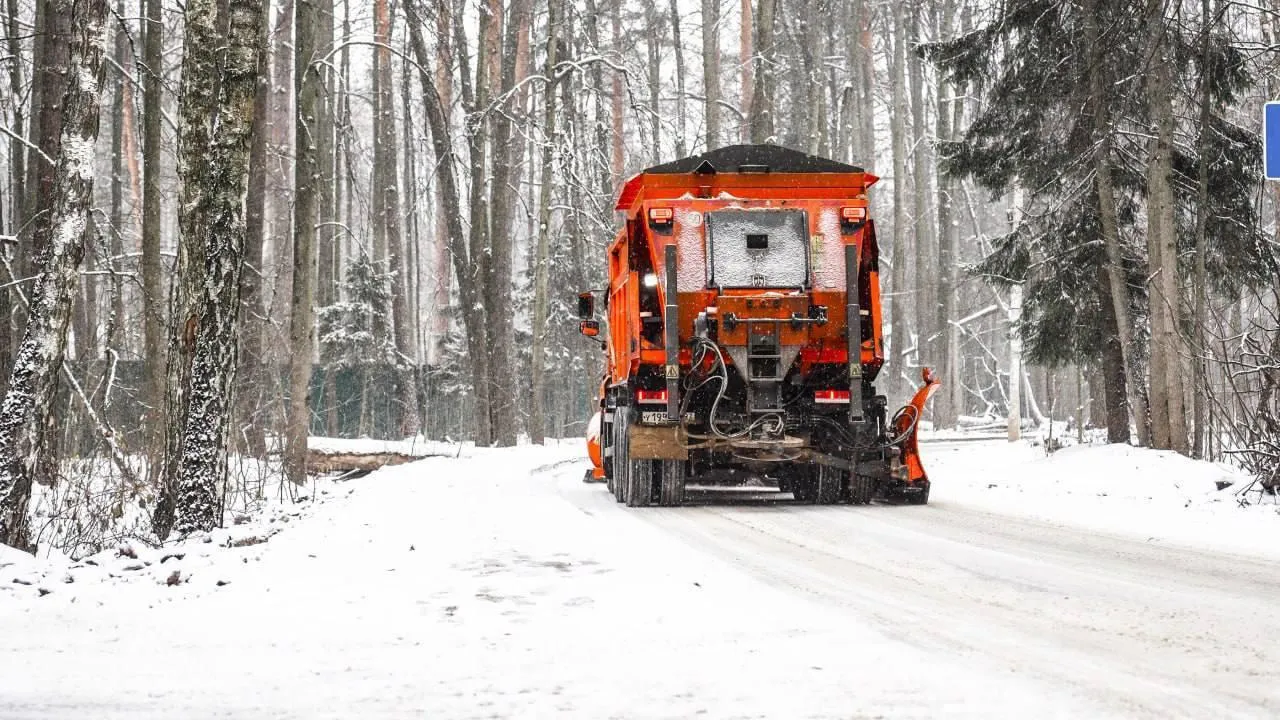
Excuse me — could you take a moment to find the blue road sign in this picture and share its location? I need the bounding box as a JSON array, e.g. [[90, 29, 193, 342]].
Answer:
[[1268, 102, 1280, 180]]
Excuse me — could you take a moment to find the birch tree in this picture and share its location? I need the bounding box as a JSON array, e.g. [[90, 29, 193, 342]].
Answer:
[[155, 0, 264, 537], [0, 0, 110, 549]]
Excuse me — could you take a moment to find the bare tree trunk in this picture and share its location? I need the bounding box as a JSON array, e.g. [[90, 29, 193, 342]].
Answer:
[[285, 0, 320, 482], [157, 0, 264, 538], [740, 0, 753, 144], [531, 0, 560, 445], [484, 0, 530, 446], [239, 10, 270, 458], [106, 0, 127, 354], [1191, 0, 1212, 458], [2, 0, 26, 388], [610, 0, 625, 181], [748, 0, 776, 143], [373, 0, 420, 438], [701, 0, 720, 149], [933, 0, 958, 428], [267, 0, 295, 326], [404, 0, 492, 445], [1085, 0, 1141, 445], [316, 0, 335, 311], [428, 0, 453, 367], [1144, 2, 1187, 454], [670, 0, 687, 157], [857, 2, 875, 171], [0, 0, 110, 549], [24, 0, 70, 276], [888, 0, 909, 398], [141, 0, 165, 481], [908, 0, 934, 366], [646, 3, 662, 164]]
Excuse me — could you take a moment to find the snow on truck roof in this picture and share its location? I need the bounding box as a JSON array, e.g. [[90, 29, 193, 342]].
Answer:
[[615, 144, 873, 211]]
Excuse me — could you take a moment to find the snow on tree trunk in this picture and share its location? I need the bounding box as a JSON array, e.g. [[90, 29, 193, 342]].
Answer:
[[0, 0, 110, 549], [154, 0, 263, 539]]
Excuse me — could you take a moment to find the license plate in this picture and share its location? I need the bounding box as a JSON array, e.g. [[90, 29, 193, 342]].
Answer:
[[640, 411, 693, 424]]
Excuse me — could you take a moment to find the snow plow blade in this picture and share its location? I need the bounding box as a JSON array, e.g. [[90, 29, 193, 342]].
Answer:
[[884, 367, 941, 504]]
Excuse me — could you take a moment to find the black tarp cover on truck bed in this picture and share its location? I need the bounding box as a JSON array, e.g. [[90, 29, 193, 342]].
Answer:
[[641, 144, 865, 175]]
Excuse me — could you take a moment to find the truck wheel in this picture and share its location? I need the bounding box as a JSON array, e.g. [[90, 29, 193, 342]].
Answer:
[[790, 466, 819, 503], [627, 458, 654, 507], [848, 474, 875, 505], [658, 460, 686, 506], [612, 407, 631, 503], [602, 414, 614, 494], [816, 464, 842, 505]]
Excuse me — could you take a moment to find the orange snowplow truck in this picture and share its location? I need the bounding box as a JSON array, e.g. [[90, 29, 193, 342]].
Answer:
[[577, 145, 939, 507]]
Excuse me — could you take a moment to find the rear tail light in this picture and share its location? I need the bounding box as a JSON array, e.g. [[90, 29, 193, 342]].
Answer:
[[636, 389, 669, 404], [648, 207, 673, 225], [814, 389, 851, 404]]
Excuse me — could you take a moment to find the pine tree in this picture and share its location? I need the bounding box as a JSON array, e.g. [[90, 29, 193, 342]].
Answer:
[[928, 0, 1276, 447]]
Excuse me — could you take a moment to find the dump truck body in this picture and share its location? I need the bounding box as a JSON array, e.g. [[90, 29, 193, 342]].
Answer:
[[579, 145, 937, 506]]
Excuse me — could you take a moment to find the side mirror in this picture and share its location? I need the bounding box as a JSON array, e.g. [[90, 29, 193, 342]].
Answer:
[[577, 292, 595, 320], [579, 320, 601, 337]]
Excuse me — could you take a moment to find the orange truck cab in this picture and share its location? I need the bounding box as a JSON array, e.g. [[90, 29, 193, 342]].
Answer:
[[578, 145, 938, 507]]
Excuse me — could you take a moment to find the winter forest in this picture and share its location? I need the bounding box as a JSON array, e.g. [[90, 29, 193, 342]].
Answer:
[[0, 0, 1277, 554]]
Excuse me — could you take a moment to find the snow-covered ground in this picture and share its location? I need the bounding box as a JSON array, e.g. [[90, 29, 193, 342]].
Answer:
[[2, 438, 1278, 718]]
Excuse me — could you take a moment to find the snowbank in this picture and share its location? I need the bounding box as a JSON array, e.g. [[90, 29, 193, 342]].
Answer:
[[928, 438, 1280, 559]]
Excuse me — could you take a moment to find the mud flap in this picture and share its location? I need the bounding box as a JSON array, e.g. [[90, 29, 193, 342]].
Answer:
[[628, 425, 689, 461]]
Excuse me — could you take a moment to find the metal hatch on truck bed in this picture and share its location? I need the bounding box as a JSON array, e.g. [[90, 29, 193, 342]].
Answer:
[[705, 209, 809, 289]]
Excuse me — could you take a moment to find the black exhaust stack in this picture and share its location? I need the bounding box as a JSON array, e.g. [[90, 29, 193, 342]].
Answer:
[[664, 244, 680, 421], [845, 243, 863, 422]]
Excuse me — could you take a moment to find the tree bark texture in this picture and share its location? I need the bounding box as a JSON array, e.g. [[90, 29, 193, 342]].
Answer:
[[1143, 3, 1187, 454], [404, 0, 492, 445], [373, 0, 421, 438], [239, 11, 270, 459], [23, 0, 71, 276], [285, 0, 321, 483], [484, 0, 530, 447], [141, 0, 165, 482], [531, 0, 560, 445], [1085, 0, 1142, 445], [908, 0, 935, 367], [740, 0, 753, 144], [701, 0, 721, 149], [933, 0, 959, 428], [670, 0, 687, 157], [0, 0, 109, 549], [888, 0, 909, 397], [156, 0, 264, 538], [748, 0, 776, 144]]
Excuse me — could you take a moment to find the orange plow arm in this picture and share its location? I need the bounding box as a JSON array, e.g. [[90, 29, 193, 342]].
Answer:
[[893, 367, 941, 492]]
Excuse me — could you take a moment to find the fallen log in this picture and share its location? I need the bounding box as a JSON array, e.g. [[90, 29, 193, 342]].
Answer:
[[306, 449, 432, 474]]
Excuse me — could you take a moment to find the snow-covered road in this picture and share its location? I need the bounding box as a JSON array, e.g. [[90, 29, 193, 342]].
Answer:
[[3, 441, 1278, 718]]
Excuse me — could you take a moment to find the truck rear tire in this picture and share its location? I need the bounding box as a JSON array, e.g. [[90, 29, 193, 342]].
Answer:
[[848, 474, 875, 505], [816, 464, 842, 505], [627, 457, 654, 507], [612, 407, 631, 503], [658, 460, 685, 506]]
